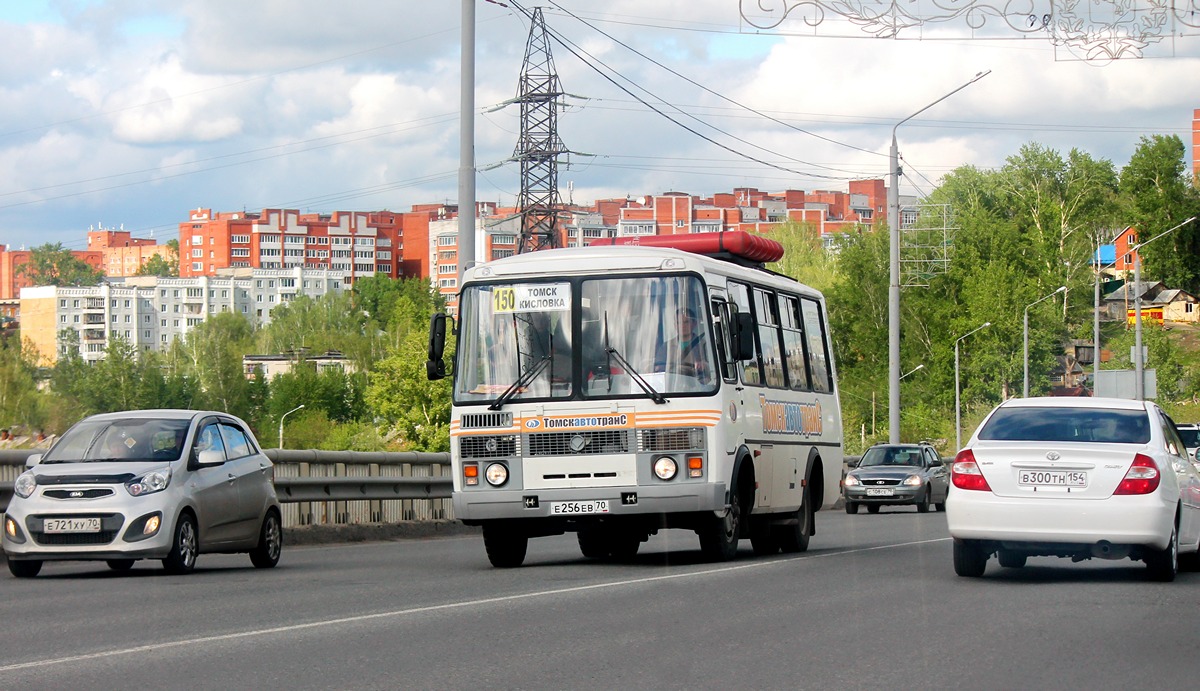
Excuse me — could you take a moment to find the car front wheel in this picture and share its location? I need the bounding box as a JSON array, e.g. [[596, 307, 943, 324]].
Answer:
[[916, 488, 931, 513], [8, 559, 42, 578], [162, 513, 198, 575]]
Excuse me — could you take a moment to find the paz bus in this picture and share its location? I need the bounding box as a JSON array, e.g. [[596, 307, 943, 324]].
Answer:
[[426, 231, 843, 567]]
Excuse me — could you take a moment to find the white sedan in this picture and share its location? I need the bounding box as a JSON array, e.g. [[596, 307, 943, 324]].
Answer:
[[946, 397, 1200, 581]]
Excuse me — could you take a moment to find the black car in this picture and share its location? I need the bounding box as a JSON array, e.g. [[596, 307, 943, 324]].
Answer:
[[843, 443, 949, 514]]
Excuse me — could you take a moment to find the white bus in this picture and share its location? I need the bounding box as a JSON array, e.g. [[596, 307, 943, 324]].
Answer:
[[427, 231, 843, 567]]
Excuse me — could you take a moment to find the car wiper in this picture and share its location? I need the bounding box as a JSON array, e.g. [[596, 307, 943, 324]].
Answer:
[[605, 346, 666, 404], [488, 355, 551, 411]]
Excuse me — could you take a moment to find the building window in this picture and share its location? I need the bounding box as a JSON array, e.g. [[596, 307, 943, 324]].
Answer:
[[437, 236, 456, 246]]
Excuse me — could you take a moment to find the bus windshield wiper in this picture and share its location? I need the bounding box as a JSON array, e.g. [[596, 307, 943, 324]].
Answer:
[[489, 355, 551, 411], [605, 346, 667, 404]]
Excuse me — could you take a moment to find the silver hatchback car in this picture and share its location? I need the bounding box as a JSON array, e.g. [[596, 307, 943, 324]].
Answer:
[[3, 409, 282, 578]]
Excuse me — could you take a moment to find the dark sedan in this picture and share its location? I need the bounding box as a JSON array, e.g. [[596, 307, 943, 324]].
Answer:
[[843, 443, 949, 514]]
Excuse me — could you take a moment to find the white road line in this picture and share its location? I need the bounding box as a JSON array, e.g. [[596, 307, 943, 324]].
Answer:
[[0, 537, 949, 673]]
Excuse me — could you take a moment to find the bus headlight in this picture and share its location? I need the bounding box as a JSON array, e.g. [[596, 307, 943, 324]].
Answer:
[[653, 456, 678, 481], [485, 463, 509, 487]]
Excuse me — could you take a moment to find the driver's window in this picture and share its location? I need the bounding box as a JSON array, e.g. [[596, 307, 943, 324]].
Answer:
[[194, 422, 228, 462]]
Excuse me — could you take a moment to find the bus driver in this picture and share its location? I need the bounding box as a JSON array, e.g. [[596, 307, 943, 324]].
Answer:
[[653, 306, 711, 383]]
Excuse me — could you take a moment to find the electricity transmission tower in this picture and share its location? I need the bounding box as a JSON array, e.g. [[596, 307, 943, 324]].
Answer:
[[514, 7, 567, 253]]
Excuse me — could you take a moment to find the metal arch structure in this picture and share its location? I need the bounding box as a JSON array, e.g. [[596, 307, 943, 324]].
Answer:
[[901, 202, 956, 288], [739, 0, 1200, 61], [514, 7, 567, 254]]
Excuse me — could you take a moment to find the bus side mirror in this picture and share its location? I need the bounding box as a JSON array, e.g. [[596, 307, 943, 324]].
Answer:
[[427, 313, 447, 381], [734, 312, 755, 361]]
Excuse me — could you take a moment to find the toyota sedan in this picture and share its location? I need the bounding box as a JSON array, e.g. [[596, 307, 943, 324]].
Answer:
[[3, 409, 283, 578], [946, 397, 1200, 581]]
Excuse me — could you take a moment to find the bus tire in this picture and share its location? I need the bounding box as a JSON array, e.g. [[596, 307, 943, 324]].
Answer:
[[608, 532, 642, 561], [577, 529, 609, 559], [749, 517, 779, 556], [699, 490, 742, 562], [483, 523, 528, 568], [779, 491, 812, 554]]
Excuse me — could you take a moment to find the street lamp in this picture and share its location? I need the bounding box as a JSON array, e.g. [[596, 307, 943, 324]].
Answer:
[[887, 70, 990, 443], [1130, 216, 1196, 399], [900, 364, 925, 380], [279, 404, 305, 449], [955, 321, 991, 450], [1023, 286, 1066, 397]]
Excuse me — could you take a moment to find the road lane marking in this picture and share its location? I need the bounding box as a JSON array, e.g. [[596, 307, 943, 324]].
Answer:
[[0, 537, 949, 673]]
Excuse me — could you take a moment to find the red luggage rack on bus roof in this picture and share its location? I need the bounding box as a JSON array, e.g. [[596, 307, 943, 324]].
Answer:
[[588, 230, 784, 267]]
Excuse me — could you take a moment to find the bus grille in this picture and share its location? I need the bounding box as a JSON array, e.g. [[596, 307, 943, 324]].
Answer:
[[460, 412, 513, 430], [640, 427, 706, 452], [460, 435, 520, 458], [526, 430, 630, 456]]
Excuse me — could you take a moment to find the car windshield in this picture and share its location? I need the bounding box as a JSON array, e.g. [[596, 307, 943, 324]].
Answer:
[[40, 418, 191, 463], [860, 447, 922, 467], [978, 407, 1151, 443], [1175, 426, 1200, 449]]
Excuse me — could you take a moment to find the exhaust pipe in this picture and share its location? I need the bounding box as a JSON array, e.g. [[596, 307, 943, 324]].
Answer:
[[1090, 541, 1130, 560]]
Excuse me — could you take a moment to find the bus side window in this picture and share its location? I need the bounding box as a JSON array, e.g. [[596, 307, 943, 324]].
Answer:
[[711, 298, 736, 382], [728, 282, 762, 386], [779, 294, 810, 391], [754, 288, 786, 388], [800, 297, 832, 393]]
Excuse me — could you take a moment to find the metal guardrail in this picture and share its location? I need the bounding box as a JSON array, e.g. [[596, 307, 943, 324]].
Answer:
[[0, 449, 453, 527]]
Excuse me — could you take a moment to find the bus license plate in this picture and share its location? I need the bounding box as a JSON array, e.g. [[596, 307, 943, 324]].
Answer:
[[1019, 470, 1087, 487], [549, 500, 609, 515], [43, 517, 102, 533]]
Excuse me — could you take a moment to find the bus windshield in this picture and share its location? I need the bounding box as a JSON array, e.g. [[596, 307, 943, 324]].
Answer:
[[455, 275, 717, 404]]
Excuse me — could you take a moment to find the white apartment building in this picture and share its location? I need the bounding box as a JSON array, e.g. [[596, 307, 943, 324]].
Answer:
[[19, 267, 347, 365]]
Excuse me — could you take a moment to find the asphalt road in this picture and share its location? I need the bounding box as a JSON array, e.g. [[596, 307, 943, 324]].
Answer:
[[2, 507, 1196, 690]]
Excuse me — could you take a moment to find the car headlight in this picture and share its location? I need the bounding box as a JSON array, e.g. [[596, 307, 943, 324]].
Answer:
[[484, 463, 508, 487], [14, 471, 37, 499], [126, 467, 172, 496], [902, 474, 923, 487], [653, 456, 678, 480], [843, 474, 860, 487]]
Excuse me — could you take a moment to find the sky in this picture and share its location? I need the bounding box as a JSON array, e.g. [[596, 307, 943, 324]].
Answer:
[[0, 0, 1197, 252]]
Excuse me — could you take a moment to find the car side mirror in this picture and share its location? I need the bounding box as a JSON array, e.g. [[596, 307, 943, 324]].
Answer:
[[196, 448, 225, 467], [847, 457, 861, 468], [25, 453, 42, 468]]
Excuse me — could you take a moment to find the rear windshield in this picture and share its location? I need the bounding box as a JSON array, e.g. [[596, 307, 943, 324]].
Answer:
[[1176, 427, 1200, 448], [978, 407, 1151, 444]]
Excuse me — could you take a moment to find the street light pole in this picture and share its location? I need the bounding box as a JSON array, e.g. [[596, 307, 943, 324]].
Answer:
[[1129, 216, 1196, 399], [900, 364, 925, 380], [1023, 286, 1066, 397], [955, 321, 991, 450], [279, 404, 305, 450], [887, 70, 989, 444]]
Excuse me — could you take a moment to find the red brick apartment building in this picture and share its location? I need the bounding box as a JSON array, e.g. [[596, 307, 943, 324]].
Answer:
[[0, 244, 104, 300], [179, 205, 452, 282], [87, 227, 172, 278]]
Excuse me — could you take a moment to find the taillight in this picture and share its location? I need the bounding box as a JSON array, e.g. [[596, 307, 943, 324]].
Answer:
[[1114, 454, 1160, 495], [951, 449, 992, 491]]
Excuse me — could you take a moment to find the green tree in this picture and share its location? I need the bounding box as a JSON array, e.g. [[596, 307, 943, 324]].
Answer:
[[0, 338, 46, 433], [16, 243, 105, 285], [1118, 135, 1200, 293], [366, 329, 452, 451], [257, 292, 379, 369], [768, 221, 840, 294], [135, 251, 178, 277], [170, 312, 256, 418]]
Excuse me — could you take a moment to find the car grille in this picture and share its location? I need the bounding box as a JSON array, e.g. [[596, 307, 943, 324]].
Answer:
[[526, 430, 630, 456], [858, 478, 902, 486], [43, 489, 116, 500], [28, 513, 124, 546], [38, 474, 135, 485]]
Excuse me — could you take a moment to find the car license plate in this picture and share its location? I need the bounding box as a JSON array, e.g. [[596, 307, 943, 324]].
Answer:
[[549, 500, 609, 515], [865, 488, 894, 497], [43, 517, 102, 533], [1018, 470, 1088, 487]]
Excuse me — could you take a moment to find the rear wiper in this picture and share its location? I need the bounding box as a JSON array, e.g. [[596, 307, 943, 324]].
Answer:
[[605, 346, 666, 405], [489, 355, 551, 411]]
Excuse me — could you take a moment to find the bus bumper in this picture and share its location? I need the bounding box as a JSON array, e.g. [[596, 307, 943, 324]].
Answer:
[[454, 482, 729, 522]]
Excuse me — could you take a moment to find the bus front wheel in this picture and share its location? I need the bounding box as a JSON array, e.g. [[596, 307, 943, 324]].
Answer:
[[483, 523, 528, 568], [699, 491, 742, 561]]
